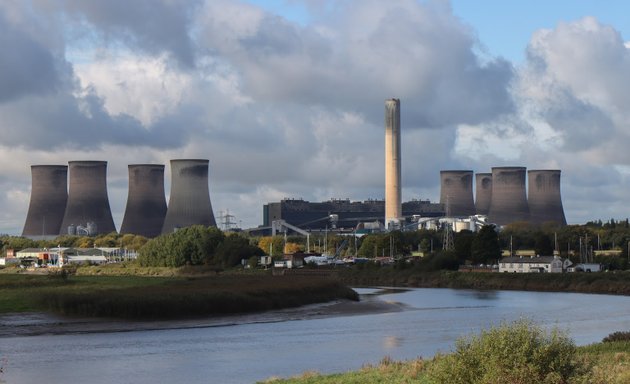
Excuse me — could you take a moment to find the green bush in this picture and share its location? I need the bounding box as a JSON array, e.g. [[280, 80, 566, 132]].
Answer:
[[428, 319, 586, 384], [602, 331, 630, 343]]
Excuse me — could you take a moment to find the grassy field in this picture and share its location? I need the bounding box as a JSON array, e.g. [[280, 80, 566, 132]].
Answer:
[[262, 328, 630, 384], [0, 272, 358, 318]]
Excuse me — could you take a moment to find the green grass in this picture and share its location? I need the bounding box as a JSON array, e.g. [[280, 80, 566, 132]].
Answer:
[[0, 273, 358, 318]]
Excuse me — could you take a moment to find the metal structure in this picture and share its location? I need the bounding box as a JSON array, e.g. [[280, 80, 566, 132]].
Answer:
[[161, 159, 217, 234], [528, 169, 567, 226], [59, 161, 116, 235], [385, 98, 402, 229], [271, 219, 310, 253], [439, 170, 475, 217], [22, 165, 68, 239], [475, 172, 492, 215], [487, 166, 530, 226], [120, 164, 168, 238]]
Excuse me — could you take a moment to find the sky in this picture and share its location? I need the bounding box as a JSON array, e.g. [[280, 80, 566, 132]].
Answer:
[[2, 0, 630, 234]]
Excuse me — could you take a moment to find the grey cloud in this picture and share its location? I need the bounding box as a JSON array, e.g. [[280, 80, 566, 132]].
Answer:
[[0, 9, 60, 102], [44, 0, 200, 68]]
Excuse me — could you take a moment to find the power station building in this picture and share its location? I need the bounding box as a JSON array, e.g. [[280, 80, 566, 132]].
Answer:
[[22, 165, 68, 239], [475, 172, 492, 215], [161, 159, 217, 234], [527, 169, 567, 225], [60, 161, 117, 236], [487, 166, 530, 226], [120, 164, 168, 238], [439, 170, 476, 217], [263, 198, 444, 230]]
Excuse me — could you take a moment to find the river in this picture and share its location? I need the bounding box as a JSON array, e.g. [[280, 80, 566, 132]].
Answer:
[[1, 288, 629, 384]]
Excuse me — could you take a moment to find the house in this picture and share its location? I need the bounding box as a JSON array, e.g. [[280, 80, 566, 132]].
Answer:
[[498, 255, 571, 273], [273, 254, 305, 269]]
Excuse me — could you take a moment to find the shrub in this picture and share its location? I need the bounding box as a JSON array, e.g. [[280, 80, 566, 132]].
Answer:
[[428, 319, 586, 384], [602, 331, 630, 343]]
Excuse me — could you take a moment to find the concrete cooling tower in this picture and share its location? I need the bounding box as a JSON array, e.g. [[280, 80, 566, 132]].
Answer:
[[385, 98, 402, 229], [528, 170, 567, 226], [488, 166, 530, 226], [60, 161, 116, 236], [439, 170, 475, 217], [120, 164, 168, 238], [22, 165, 68, 239], [475, 173, 492, 215], [161, 159, 217, 234]]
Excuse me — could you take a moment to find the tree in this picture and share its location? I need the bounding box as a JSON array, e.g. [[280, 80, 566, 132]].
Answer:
[[213, 234, 264, 267], [454, 230, 475, 263], [471, 225, 501, 265]]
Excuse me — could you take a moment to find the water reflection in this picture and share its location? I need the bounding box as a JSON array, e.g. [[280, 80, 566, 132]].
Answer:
[[455, 290, 499, 300], [383, 335, 404, 349]]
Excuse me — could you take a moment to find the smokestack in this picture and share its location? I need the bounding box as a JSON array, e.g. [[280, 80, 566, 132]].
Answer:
[[161, 159, 217, 234], [22, 165, 68, 239], [120, 164, 168, 238], [528, 170, 567, 226], [475, 172, 492, 215], [440, 170, 475, 217], [488, 166, 530, 226], [385, 98, 402, 229], [60, 161, 116, 235]]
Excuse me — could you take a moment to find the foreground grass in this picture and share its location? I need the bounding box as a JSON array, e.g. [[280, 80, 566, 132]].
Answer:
[[0, 272, 358, 318], [263, 326, 630, 384]]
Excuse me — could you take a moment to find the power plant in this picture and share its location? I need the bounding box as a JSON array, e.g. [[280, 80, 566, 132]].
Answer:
[[22, 165, 68, 239], [120, 164, 168, 238], [161, 159, 217, 234], [528, 170, 567, 225], [384, 98, 402, 229], [475, 173, 492, 215], [487, 166, 530, 226], [60, 161, 117, 236], [439, 170, 475, 217]]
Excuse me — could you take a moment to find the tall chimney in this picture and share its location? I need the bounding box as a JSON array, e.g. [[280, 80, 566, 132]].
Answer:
[[161, 159, 217, 234], [22, 165, 68, 239], [385, 98, 402, 229], [120, 164, 168, 238], [60, 161, 116, 235], [528, 170, 567, 225], [439, 170, 475, 217]]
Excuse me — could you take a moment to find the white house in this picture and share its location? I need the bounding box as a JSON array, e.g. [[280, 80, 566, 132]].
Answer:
[[499, 256, 571, 273]]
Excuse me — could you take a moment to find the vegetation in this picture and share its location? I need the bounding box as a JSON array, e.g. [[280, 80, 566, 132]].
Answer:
[[0, 273, 357, 318], [262, 322, 630, 384]]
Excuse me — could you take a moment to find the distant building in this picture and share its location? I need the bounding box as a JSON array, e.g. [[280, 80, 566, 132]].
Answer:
[[263, 198, 444, 230], [498, 255, 571, 273]]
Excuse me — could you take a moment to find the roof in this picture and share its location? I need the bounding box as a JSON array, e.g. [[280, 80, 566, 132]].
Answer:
[[501, 256, 559, 264]]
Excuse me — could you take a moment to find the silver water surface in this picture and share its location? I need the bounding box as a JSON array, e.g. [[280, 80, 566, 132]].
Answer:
[[2, 288, 629, 384]]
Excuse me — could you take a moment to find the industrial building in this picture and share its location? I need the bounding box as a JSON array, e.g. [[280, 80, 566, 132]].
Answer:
[[162, 159, 217, 234], [439, 170, 475, 217], [120, 164, 168, 238], [528, 170, 567, 225], [475, 172, 492, 215], [263, 198, 444, 230], [60, 161, 117, 236], [487, 166, 530, 226], [22, 165, 68, 239]]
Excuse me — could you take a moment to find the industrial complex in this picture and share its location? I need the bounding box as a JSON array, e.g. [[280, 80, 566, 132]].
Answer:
[[20, 99, 567, 239]]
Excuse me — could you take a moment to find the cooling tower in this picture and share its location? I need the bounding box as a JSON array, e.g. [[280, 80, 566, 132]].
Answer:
[[439, 170, 475, 217], [528, 170, 567, 226], [385, 98, 402, 229], [22, 165, 68, 239], [487, 166, 530, 226], [161, 159, 216, 234], [59, 161, 116, 235], [120, 164, 168, 238], [475, 172, 492, 215]]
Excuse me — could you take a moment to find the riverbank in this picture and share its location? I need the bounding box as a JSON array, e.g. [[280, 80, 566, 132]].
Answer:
[[338, 269, 630, 295], [0, 273, 358, 319]]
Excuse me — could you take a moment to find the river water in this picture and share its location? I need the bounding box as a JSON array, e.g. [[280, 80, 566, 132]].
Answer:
[[1, 288, 630, 384]]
